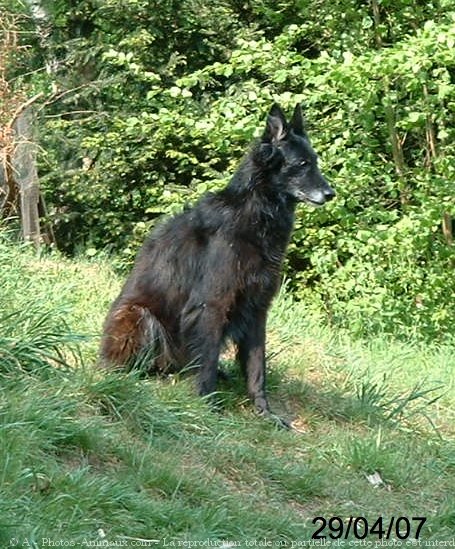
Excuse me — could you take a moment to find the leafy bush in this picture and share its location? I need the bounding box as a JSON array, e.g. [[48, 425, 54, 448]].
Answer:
[[6, 0, 455, 339]]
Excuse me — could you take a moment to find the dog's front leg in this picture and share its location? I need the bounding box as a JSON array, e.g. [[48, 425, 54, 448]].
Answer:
[[236, 311, 269, 415], [197, 341, 222, 397], [181, 302, 223, 398], [237, 312, 290, 429]]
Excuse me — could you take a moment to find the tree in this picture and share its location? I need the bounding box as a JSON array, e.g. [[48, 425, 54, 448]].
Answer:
[[6, 0, 455, 338]]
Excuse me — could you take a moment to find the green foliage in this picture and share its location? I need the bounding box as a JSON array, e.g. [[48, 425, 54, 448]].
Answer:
[[8, 0, 455, 339]]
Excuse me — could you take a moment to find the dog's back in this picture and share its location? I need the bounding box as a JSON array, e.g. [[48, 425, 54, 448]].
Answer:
[[101, 103, 335, 422]]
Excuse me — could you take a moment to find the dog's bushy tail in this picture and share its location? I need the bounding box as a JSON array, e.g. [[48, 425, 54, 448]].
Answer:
[[100, 302, 170, 373]]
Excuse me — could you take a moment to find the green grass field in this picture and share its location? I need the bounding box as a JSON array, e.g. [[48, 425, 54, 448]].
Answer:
[[0, 234, 454, 547]]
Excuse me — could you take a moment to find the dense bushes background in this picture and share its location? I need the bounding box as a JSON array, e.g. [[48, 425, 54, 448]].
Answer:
[[4, 0, 455, 339]]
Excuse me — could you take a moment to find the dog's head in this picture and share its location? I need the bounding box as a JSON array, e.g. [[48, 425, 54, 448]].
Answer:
[[259, 103, 335, 206]]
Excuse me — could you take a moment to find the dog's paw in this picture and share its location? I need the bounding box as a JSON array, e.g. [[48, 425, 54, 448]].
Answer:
[[258, 409, 292, 430]]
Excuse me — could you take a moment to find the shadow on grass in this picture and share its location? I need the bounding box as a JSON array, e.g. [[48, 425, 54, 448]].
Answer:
[[214, 360, 443, 432], [89, 351, 443, 438]]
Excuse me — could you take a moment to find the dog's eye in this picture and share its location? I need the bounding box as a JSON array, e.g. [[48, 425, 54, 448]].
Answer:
[[299, 160, 308, 167]]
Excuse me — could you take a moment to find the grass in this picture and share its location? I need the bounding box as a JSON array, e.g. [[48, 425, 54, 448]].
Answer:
[[0, 234, 454, 546]]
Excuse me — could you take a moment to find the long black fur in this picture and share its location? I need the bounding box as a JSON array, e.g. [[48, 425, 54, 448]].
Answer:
[[100, 103, 335, 423]]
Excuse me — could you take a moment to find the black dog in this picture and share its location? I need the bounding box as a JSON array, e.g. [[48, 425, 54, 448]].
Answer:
[[101, 104, 335, 425]]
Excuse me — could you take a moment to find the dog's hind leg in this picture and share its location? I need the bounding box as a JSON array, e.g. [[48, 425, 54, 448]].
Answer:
[[100, 302, 168, 373]]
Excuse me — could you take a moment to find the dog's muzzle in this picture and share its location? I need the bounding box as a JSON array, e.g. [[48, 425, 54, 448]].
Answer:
[[296, 185, 336, 206]]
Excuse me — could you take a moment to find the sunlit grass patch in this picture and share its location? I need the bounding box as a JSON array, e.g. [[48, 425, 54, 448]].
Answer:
[[0, 234, 454, 542]]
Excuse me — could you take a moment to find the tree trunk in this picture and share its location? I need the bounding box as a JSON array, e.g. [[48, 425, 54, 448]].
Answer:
[[0, 148, 19, 218], [13, 107, 41, 249], [442, 213, 453, 246]]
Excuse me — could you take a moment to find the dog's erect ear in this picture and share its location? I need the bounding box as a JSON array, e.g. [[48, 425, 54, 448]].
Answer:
[[263, 103, 288, 143], [258, 142, 284, 168], [290, 103, 306, 136]]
